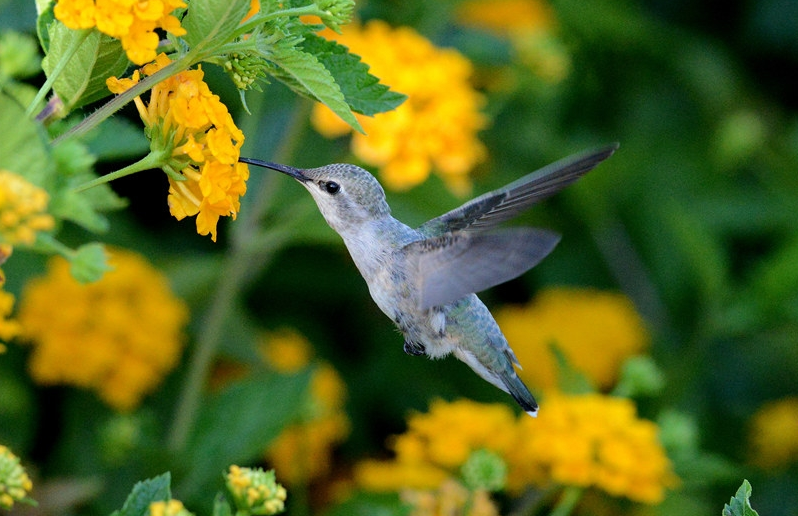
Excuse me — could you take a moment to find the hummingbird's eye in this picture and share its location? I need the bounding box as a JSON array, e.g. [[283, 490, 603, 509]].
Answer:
[[323, 181, 340, 195]]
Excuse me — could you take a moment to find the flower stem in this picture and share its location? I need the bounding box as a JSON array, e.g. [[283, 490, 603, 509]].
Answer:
[[166, 97, 310, 453], [549, 487, 584, 516], [71, 151, 167, 192], [25, 29, 92, 119]]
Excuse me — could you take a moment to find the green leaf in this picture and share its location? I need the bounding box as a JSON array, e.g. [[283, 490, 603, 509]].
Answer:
[[115, 473, 172, 516], [549, 342, 595, 394], [0, 92, 53, 185], [36, 0, 55, 53], [212, 493, 234, 516], [324, 492, 410, 516], [182, 0, 252, 50], [177, 370, 312, 503], [69, 242, 112, 283], [300, 34, 406, 116], [722, 480, 759, 516], [48, 139, 128, 233], [267, 45, 363, 132], [41, 22, 129, 111]]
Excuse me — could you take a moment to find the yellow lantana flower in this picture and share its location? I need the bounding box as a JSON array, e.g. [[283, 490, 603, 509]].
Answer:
[[107, 54, 250, 241], [0, 170, 55, 247], [225, 466, 287, 515], [53, 0, 187, 65], [510, 393, 677, 503], [401, 478, 499, 516], [311, 20, 487, 194], [355, 397, 675, 506], [17, 248, 189, 411], [748, 397, 798, 469], [354, 399, 516, 492], [495, 287, 649, 392], [260, 329, 350, 485]]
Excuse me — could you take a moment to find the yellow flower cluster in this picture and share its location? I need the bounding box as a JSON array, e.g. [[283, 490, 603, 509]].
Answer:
[[53, 0, 187, 65], [149, 499, 193, 516], [107, 54, 249, 241], [17, 248, 189, 411], [495, 287, 649, 392], [0, 170, 55, 247], [401, 479, 499, 516], [225, 465, 287, 515], [0, 444, 33, 510], [356, 396, 676, 505], [748, 397, 798, 469], [456, 0, 570, 83], [311, 20, 487, 193], [260, 329, 350, 484]]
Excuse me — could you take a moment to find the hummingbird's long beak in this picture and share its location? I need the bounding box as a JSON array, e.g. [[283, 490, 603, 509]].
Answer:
[[239, 157, 309, 183]]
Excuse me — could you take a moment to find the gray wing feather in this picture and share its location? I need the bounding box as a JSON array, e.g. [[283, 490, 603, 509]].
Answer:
[[417, 143, 618, 236], [409, 228, 561, 309]]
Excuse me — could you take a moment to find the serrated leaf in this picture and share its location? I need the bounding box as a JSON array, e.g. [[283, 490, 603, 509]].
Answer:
[[268, 45, 362, 132], [722, 480, 759, 516], [41, 22, 129, 111], [117, 473, 172, 516], [0, 92, 54, 186], [300, 34, 406, 116], [177, 370, 312, 503], [182, 0, 252, 50]]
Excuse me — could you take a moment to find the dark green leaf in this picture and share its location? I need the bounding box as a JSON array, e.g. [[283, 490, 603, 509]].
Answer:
[[35, 0, 55, 53], [116, 473, 172, 516], [182, 0, 251, 50], [722, 480, 759, 516], [177, 370, 312, 502], [323, 492, 410, 516], [41, 22, 129, 111], [267, 45, 362, 132], [300, 33, 406, 116]]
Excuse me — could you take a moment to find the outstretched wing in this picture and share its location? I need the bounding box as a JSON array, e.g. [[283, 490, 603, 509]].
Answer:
[[406, 228, 561, 309], [416, 143, 618, 237]]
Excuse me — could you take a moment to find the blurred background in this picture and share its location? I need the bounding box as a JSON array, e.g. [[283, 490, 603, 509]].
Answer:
[[1, 0, 798, 515]]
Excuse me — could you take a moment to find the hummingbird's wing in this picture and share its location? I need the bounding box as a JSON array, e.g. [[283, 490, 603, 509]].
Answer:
[[407, 228, 561, 310], [416, 143, 618, 237]]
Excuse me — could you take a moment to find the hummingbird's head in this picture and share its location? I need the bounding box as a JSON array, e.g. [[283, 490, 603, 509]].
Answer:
[[240, 158, 391, 233]]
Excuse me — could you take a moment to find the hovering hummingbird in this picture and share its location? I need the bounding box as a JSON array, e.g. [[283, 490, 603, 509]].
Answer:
[[240, 143, 618, 416]]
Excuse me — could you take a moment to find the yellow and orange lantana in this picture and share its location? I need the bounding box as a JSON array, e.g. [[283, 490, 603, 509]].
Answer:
[[53, 0, 187, 65], [107, 54, 249, 241], [311, 20, 486, 194]]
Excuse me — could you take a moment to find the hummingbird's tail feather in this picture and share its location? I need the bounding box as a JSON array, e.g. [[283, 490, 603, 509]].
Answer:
[[453, 347, 539, 417], [498, 370, 539, 417]]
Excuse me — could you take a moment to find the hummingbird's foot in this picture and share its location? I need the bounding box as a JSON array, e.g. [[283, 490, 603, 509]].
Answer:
[[403, 340, 426, 356]]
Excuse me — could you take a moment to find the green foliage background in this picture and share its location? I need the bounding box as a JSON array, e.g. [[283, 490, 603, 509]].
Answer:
[[1, 0, 796, 515]]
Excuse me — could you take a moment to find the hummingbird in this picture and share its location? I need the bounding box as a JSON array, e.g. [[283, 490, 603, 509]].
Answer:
[[240, 143, 618, 416]]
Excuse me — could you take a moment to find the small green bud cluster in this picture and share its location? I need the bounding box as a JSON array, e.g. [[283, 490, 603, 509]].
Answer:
[[0, 445, 34, 510], [225, 465, 287, 515], [224, 53, 268, 91], [460, 448, 507, 493], [316, 0, 355, 32]]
